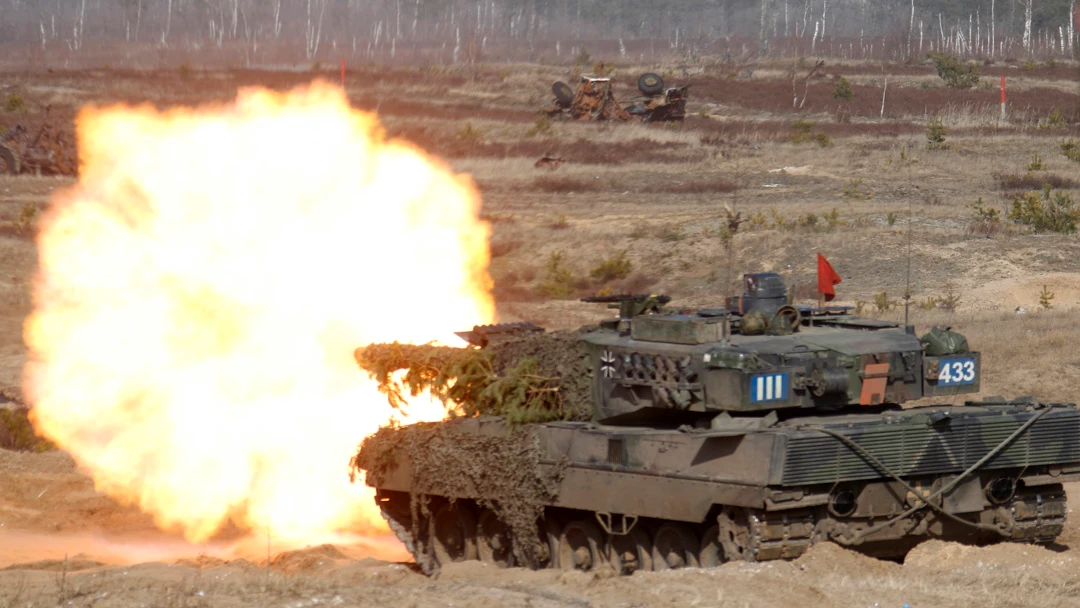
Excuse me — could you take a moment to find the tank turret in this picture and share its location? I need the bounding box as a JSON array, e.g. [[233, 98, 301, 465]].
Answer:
[[579, 273, 979, 425]]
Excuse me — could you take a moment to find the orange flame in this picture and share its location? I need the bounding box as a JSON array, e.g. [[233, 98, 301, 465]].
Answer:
[[23, 82, 493, 544]]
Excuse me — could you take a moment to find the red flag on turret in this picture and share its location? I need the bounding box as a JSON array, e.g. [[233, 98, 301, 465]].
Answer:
[[817, 254, 842, 302]]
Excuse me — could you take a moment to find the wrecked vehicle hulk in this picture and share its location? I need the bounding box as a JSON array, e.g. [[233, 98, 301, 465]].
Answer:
[[0, 112, 77, 176], [350, 273, 1080, 575], [543, 72, 687, 123]]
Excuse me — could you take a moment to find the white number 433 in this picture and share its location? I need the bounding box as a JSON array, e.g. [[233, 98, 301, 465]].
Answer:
[[939, 359, 976, 384]]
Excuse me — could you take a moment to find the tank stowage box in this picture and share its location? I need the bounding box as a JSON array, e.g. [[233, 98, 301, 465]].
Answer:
[[352, 274, 1080, 575]]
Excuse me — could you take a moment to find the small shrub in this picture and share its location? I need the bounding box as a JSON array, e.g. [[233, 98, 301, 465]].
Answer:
[[799, 212, 818, 228], [791, 118, 814, 143], [1061, 139, 1080, 162], [927, 52, 980, 89], [1006, 187, 1079, 234], [842, 178, 865, 199], [458, 121, 483, 142], [885, 212, 898, 227], [696, 107, 711, 120], [874, 291, 893, 312], [814, 132, 833, 148], [178, 60, 193, 80], [1038, 284, 1055, 310], [917, 296, 940, 310], [15, 203, 38, 234], [926, 116, 947, 149], [1028, 153, 1044, 171], [590, 250, 632, 283], [0, 408, 55, 452], [575, 46, 591, 66], [1039, 110, 1067, 130], [769, 209, 788, 229], [971, 197, 1001, 222], [969, 198, 1006, 237], [823, 208, 845, 229], [748, 210, 768, 230], [4, 93, 25, 113], [938, 284, 961, 312], [592, 61, 614, 77], [832, 77, 854, 100], [1021, 59, 1036, 71], [537, 251, 576, 298], [525, 115, 553, 137]]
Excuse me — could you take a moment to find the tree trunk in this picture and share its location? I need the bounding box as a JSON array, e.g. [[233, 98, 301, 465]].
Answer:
[[161, 0, 172, 47], [1023, 0, 1033, 52], [759, 0, 770, 56]]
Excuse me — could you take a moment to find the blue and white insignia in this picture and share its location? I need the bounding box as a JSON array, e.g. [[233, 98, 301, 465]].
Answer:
[[600, 350, 618, 378], [751, 373, 789, 403]]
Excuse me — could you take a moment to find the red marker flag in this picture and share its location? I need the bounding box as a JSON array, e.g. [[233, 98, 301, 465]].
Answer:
[[817, 253, 842, 302]]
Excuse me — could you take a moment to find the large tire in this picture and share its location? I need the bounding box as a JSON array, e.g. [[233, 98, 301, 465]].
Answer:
[[552, 81, 574, 108], [0, 145, 20, 175], [638, 72, 665, 96]]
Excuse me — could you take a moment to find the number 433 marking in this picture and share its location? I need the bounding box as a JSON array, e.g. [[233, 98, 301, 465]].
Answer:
[[938, 357, 977, 386]]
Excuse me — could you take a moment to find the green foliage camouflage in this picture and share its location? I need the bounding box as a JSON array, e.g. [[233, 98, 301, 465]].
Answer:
[[355, 333, 593, 424]]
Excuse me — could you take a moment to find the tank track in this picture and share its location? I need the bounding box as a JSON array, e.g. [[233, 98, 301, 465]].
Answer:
[[379, 501, 438, 575], [378, 486, 1067, 574]]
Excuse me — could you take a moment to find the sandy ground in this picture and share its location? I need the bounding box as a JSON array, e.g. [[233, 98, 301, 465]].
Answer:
[[3, 446, 1080, 607]]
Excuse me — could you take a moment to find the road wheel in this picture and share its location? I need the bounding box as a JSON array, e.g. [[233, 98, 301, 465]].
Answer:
[[477, 509, 513, 568], [558, 519, 604, 571], [0, 145, 19, 175], [609, 526, 653, 574], [651, 522, 700, 570], [637, 72, 665, 95], [432, 502, 478, 565], [699, 524, 724, 568], [718, 507, 753, 562]]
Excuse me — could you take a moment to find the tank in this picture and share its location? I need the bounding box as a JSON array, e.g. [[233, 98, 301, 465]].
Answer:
[[350, 273, 1080, 574]]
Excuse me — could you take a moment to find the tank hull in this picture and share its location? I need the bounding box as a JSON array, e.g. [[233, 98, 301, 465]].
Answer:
[[355, 401, 1080, 574]]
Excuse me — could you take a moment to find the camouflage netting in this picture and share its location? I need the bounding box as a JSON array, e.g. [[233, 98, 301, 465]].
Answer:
[[354, 330, 594, 424], [351, 331, 594, 568], [351, 419, 567, 568]]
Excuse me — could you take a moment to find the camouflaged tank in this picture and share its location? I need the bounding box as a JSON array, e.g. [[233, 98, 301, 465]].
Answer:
[[352, 273, 1080, 575]]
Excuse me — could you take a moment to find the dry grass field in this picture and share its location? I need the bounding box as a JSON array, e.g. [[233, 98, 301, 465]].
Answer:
[[1, 57, 1080, 606]]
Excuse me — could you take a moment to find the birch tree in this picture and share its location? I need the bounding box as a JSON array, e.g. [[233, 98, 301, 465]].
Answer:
[[305, 0, 329, 59], [1022, 0, 1033, 52]]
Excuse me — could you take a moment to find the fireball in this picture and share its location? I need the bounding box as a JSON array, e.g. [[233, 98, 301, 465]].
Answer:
[[23, 82, 493, 544]]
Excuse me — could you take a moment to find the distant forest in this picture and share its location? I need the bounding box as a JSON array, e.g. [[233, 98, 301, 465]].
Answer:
[[0, 0, 1075, 66]]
